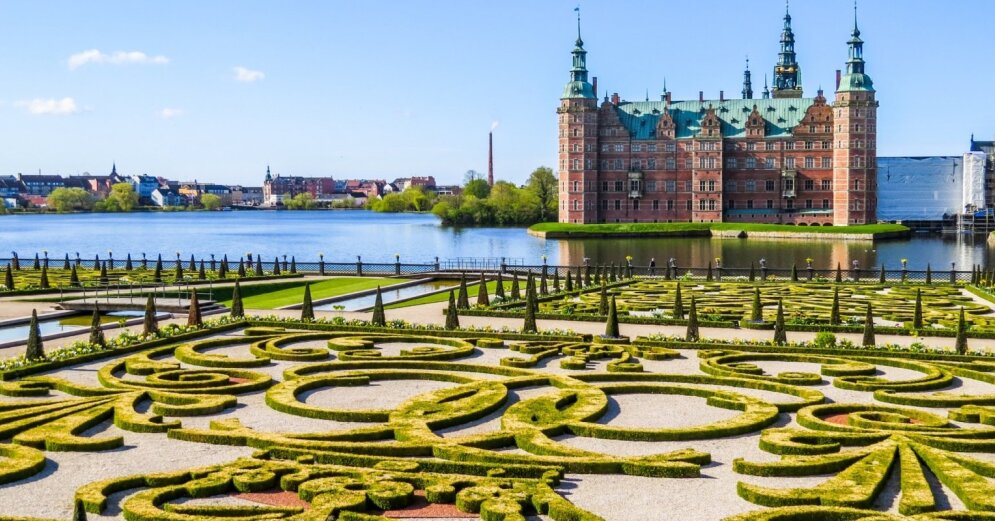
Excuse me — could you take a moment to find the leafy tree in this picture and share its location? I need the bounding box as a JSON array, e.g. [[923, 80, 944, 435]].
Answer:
[[26, 309, 44, 360], [200, 193, 223, 210], [230, 280, 244, 318], [283, 192, 316, 210], [99, 183, 139, 212], [371, 286, 386, 326], [464, 169, 483, 184], [464, 178, 491, 199], [301, 283, 314, 320], [525, 166, 557, 222], [445, 291, 459, 330], [47, 187, 94, 212]]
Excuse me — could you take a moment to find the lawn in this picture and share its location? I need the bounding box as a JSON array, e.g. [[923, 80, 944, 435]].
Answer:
[[217, 277, 411, 309], [385, 280, 512, 309]]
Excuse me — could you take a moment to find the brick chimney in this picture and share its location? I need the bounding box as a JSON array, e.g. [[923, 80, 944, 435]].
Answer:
[[720, 90, 725, 102], [835, 70, 842, 91], [611, 92, 620, 105], [699, 91, 704, 102]]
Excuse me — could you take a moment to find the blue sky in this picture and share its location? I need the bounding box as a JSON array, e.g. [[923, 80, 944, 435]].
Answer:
[[0, 1, 992, 186]]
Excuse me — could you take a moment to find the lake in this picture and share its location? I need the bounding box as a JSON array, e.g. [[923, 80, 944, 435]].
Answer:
[[0, 211, 991, 270]]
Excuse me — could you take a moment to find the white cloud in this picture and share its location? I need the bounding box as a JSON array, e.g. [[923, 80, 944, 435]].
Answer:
[[233, 66, 265, 83], [158, 108, 184, 119], [68, 49, 170, 70], [15, 97, 79, 115]]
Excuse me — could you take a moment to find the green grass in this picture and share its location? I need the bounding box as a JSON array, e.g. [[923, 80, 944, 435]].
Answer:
[[529, 222, 909, 237], [217, 277, 410, 309], [385, 281, 511, 309]]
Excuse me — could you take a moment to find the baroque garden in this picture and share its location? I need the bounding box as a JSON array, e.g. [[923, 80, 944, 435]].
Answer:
[[6, 259, 995, 520]]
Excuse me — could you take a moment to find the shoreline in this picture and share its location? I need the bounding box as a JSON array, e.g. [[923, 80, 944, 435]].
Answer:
[[528, 222, 911, 241]]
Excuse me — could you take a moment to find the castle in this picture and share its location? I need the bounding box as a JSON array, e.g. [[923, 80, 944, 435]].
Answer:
[[557, 5, 877, 226]]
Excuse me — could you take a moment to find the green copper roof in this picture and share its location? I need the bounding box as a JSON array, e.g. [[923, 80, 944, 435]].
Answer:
[[563, 81, 595, 99], [614, 97, 816, 140], [837, 73, 874, 92]]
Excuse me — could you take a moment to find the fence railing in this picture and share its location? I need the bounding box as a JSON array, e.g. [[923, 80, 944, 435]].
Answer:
[[0, 255, 981, 285]]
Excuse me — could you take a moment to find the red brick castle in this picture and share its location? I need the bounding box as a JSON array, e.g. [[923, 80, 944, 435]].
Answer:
[[557, 5, 877, 226]]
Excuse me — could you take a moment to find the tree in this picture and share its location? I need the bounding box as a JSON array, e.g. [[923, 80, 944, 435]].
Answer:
[[154, 257, 163, 283], [99, 183, 139, 212], [523, 287, 538, 333], [283, 192, 317, 210], [445, 291, 459, 330], [526, 166, 557, 222], [862, 303, 875, 347], [476, 273, 490, 307], [89, 307, 105, 347], [464, 178, 491, 199], [926, 264, 932, 285], [26, 309, 44, 360], [143, 295, 159, 336], [955, 307, 968, 355], [70, 265, 79, 287], [371, 286, 386, 326], [599, 283, 609, 315], [773, 299, 787, 345], [672, 283, 684, 319], [47, 187, 94, 213], [230, 280, 244, 318], [40, 265, 49, 289], [685, 296, 700, 342], [464, 169, 484, 184], [201, 193, 223, 210], [457, 273, 470, 309], [750, 288, 763, 322], [912, 289, 923, 330], [4, 264, 13, 291], [565, 271, 573, 292], [187, 291, 202, 327], [301, 283, 314, 320], [495, 272, 505, 299], [605, 295, 620, 338], [511, 274, 521, 300], [830, 288, 841, 325]]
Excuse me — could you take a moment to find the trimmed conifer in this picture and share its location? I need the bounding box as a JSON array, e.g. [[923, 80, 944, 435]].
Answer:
[[599, 283, 609, 315], [189, 254, 196, 272], [879, 264, 886, 283], [707, 261, 714, 281], [912, 289, 923, 330], [238, 259, 246, 278], [685, 295, 700, 342], [955, 306, 968, 355], [290, 256, 297, 274], [523, 287, 538, 333], [230, 280, 244, 318], [511, 274, 521, 300], [125, 254, 133, 271], [63, 254, 70, 270], [255, 259, 264, 277], [457, 273, 470, 309], [301, 283, 314, 320], [925, 263, 932, 285], [272, 257, 281, 275], [4, 263, 13, 291], [198, 260, 206, 280], [218, 259, 228, 278], [143, 295, 159, 336], [749, 263, 756, 282], [10, 254, 18, 271], [751, 288, 763, 322], [584, 265, 592, 286], [791, 264, 798, 282], [495, 272, 506, 299], [565, 271, 573, 292], [89, 306, 105, 347], [70, 265, 79, 287], [605, 295, 620, 338], [371, 286, 386, 326], [25, 309, 44, 360], [773, 299, 787, 345], [99, 262, 109, 285], [540, 271, 548, 295], [862, 303, 875, 347], [445, 291, 459, 330], [672, 283, 684, 319], [73, 499, 87, 521], [477, 274, 490, 307], [32, 253, 40, 270], [188, 290, 202, 327], [40, 265, 49, 289], [835, 263, 842, 283], [830, 287, 841, 325], [576, 267, 584, 288], [553, 270, 561, 292], [93, 255, 100, 271]]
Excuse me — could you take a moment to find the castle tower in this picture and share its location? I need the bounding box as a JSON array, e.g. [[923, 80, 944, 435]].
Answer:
[[557, 9, 599, 223], [772, 3, 803, 98], [832, 4, 877, 225], [742, 57, 754, 100]]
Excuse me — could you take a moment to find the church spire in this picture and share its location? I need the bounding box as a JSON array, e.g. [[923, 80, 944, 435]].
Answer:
[[772, 0, 802, 98], [838, 0, 873, 92], [561, 6, 595, 99], [742, 56, 754, 99]]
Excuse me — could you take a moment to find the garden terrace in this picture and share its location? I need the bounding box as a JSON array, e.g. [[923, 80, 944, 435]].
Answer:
[[3, 315, 995, 519]]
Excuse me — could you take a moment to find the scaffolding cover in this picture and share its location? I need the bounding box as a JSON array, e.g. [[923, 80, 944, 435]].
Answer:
[[877, 156, 962, 221], [964, 151, 987, 211]]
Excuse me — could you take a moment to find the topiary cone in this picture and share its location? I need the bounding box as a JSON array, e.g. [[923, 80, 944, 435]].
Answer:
[[4, 263, 13, 291], [685, 295, 700, 342], [300, 283, 314, 320], [25, 309, 44, 360], [445, 291, 459, 330], [605, 295, 620, 338], [912, 288, 923, 330], [830, 287, 841, 325], [955, 306, 968, 355], [862, 303, 876, 347], [230, 280, 244, 318], [187, 290, 202, 327], [750, 288, 763, 322], [143, 295, 159, 336], [773, 299, 787, 345], [89, 305, 105, 347], [672, 282, 684, 320], [371, 286, 386, 326], [476, 273, 490, 307]]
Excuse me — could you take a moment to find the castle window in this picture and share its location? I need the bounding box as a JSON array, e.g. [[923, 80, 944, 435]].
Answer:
[[586, 144, 594, 152], [685, 181, 693, 192], [822, 179, 832, 190], [648, 158, 657, 169], [665, 142, 676, 152], [766, 180, 776, 191], [601, 144, 609, 152], [586, 159, 593, 169], [746, 158, 756, 169], [708, 199, 716, 211], [854, 179, 863, 190], [646, 181, 656, 192], [653, 200, 660, 210], [614, 159, 624, 169], [615, 180, 624, 192], [633, 199, 640, 210], [699, 199, 707, 211], [685, 158, 693, 169], [666, 158, 676, 170], [572, 129, 580, 137], [785, 157, 796, 169], [615, 143, 625, 152], [746, 142, 756, 151], [745, 180, 756, 192], [699, 180, 707, 192], [668, 200, 675, 210], [785, 199, 794, 209], [601, 160, 609, 170], [572, 200, 580, 210], [726, 158, 738, 168], [572, 159, 581, 170], [708, 180, 716, 191], [632, 144, 642, 152], [665, 180, 676, 192], [805, 157, 814, 168], [602, 181, 609, 192], [632, 159, 642, 169], [805, 199, 813, 208], [823, 199, 831, 208], [765, 157, 776, 169], [784, 141, 795, 150], [614, 200, 621, 210], [747, 200, 754, 209], [809, 125, 816, 133], [822, 140, 831, 149], [824, 125, 832, 133], [805, 141, 813, 150], [572, 181, 580, 192], [648, 144, 658, 152], [766, 142, 776, 151], [766, 199, 774, 209], [726, 180, 738, 192], [601, 200, 608, 210]]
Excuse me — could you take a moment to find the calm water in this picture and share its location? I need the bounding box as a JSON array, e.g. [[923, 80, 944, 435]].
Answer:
[[1, 211, 992, 270], [315, 280, 456, 311]]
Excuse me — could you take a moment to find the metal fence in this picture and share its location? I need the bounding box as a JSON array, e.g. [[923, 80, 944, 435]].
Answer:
[[0, 254, 980, 284]]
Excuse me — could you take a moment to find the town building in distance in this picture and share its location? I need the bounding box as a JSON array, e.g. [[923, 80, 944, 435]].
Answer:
[[557, 5, 877, 226]]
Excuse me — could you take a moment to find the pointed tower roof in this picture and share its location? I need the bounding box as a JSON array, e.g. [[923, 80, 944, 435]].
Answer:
[[772, 0, 803, 98], [561, 7, 595, 99], [838, 1, 874, 92], [742, 56, 754, 99]]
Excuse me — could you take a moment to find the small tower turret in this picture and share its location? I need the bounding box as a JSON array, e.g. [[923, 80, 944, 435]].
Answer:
[[742, 57, 754, 99], [772, 1, 803, 98]]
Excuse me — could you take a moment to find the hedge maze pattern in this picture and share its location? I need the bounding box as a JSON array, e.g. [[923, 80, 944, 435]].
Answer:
[[9, 323, 995, 519]]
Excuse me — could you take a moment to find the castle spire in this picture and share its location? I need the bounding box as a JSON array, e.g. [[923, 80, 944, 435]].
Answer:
[[838, 0, 873, 92], [772, 0, 802, 98], [561, 6, 595, 99], [742, 56, 754, 99], [763, 74, 770, 99]]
